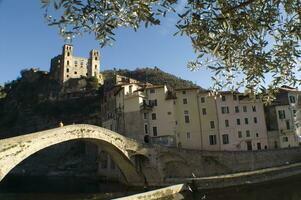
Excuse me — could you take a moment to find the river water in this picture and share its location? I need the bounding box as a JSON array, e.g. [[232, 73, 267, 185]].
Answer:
[[1, 175, 301, 200]]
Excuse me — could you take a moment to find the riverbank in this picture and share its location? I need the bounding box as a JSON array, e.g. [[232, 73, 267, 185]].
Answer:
[[166, 161, 301, 190]]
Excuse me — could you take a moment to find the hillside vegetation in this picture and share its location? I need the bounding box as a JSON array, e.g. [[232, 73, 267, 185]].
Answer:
[[103, 67, 204, 90]]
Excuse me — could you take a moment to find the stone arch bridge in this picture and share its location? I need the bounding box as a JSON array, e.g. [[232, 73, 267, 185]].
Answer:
[[0, 124, 153, 186], [2, 124, 301, 188]]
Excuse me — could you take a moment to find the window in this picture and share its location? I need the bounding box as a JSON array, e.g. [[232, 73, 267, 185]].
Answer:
[[233, 95, 237, 101], [149, 99, 158, 106], [221, 95, 226, 101], [184, 115, 190, 123], [167, 112, 172, 115], [237, 118, 241, 125], [238, 131, 242, 138], [222, 134, 229, 144], [110, 158, 115, 169], [67, 60, 69, 65], [252, 106, 256, 112], [289, 96, 296, 103], [202, 108, 207, 115], [278, 110, 286, 119], [129, 85, 132, 94], [67, 52, 70, 56], [246, 130, 250, 137], [210, 121, 215, 129], [186, 132, 191, 139], [225, 120, 229, 127], [183, 98, 188, 104], [151, 113, 156, 120], [101, 159, 108, 169], [66, 75, 69, 78], [286, 120, 290, 130], [257, 143, 262, 150], [95, 65, 97, 69], [67, 68, 69, 73], [245, 118, 249, 124], [209, 135, 217, 145], [256, 133, 259, 137], [153, 127, 157, 136], [184, 110, 189, 115], [235, 106, 239, 113], [144, 124, 148, 134], [143, 113, 147, 119], [243, 106, 247, 112], [293, 110, 297, 117], [182, 91, 186, 94], [200, 97, 205, 103], [253, 117, 257, 124], [221, 106, 229, 114], [283, 136, 288, 142], [74, 71, 77, 74], [150, 89, 155, 93]]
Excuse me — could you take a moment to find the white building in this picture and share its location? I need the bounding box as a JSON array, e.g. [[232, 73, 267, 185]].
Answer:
[[265, 86, 300, 148]]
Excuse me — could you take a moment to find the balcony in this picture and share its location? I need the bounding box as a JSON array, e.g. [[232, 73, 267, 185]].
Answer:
[[151, 135, 176, 147], [140, 102, 153, 111]]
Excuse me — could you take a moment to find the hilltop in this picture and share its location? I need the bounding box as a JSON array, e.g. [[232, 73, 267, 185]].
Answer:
[[102, 67, 204, 90]]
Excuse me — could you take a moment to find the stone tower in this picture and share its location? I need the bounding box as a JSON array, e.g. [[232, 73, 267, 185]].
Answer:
[[62, 44, 73, 81], [88, 49, 100, 79]]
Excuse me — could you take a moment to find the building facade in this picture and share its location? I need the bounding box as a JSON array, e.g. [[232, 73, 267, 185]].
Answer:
[[50, 44, 103, 84], [175, 90, 268, 151], [101, 78, 177, 146], [101, 75, 271, 151], [265, 86, 300, 148]]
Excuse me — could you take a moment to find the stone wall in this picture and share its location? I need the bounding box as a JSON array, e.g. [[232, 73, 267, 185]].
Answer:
[[153, 146, 301, 179]]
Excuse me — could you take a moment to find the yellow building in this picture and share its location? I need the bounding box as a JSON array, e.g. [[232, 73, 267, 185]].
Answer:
[[102, 76, 301, 151], [174, 88, 203, 150]]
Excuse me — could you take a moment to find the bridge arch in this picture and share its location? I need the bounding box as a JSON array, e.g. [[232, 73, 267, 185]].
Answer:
[[0, 124, 146, 186]]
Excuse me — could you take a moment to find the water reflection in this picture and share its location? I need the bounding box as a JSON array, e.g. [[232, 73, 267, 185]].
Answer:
[[185, 176, 301, 200], [0, 175, 142, 200], [2, 175, 301, 200]]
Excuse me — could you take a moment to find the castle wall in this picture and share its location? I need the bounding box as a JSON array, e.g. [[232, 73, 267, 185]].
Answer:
[[49, 45, 102, 84]]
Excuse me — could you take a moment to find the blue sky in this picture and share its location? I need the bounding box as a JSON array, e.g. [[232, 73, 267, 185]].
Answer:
[[0, 0, 212, 88]]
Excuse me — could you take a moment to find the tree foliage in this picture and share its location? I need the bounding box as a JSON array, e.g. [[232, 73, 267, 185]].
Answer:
[[0, 85, 6, 99], [86, 76, 100, 90], [42, 0, 301, 102]]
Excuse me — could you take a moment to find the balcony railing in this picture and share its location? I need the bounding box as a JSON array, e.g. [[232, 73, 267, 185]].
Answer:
[[140, 102, 154, 111], [151, 135, 176, 147]]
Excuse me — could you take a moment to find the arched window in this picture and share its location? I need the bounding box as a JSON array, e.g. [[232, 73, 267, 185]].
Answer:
[[67, 60, 69, 65]]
